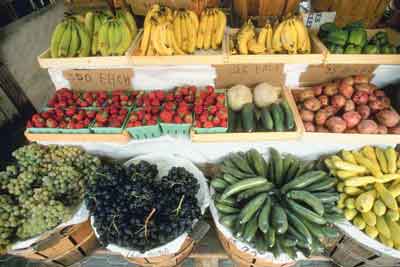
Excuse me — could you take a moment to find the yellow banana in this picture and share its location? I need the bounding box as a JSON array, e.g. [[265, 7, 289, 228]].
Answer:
[[187, 10, 199, 33], [144, 4, 160, 29], [203, 10, 213, 50], [67, 22, 80, 57], [180, 12, 189, 52], [237, 20, 255, 55], [214, 9, 226, 47], [140, 20, 152, 55], [173, 13, 183, 49], [76, 22, 90, 57], [281, 19, 297, 54], [292, 17, 310, 54], [197, 10, 207, 49], [115, 19, 133, 56], [50, 20, 68, 58], [265, 23, 273, 53], [257, 27, 268, 48], [210, 9, 219, 50], [272, 21, 284, 53], [248, 38, 265, 54], [98, 22, 110, 56], [151, 22, 173, 56], [58, 21, 73, 57], [167, 25, 185, 55], [184, 12, 197, 53]]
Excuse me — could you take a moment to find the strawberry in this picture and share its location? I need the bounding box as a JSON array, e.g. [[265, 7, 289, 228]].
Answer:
[[195, 121, 202, 128], [206, 85, 215, 94], [137, 110, 145, 120], [164, 102, 176, 111], [184, 95, 195, 103], [151, 106, 160, 114], [144, 113, 152, 121], [148, 119, 157, 125], [148, 92, 157, 100], [174, 115, 183, 124], [151, 98, 160, 106], [200, 91, 208, 99], [130, 113, 139, 122], [74, 112, 85, 121], [160, 110, 173, 123], [59, 121, 67, 128], [212, 116, 221, 126], [217, 109, 228, 120], [220, 120, 228, 128], [208, 105, 217, 115], [180, 87, 189, 96], [194, 105, 203, 115], [75, 122, 85, 129], [86, 111, 97, 119], [166, 92, 175, 101], [204, 121, 213, 128], [41, 111, 52, 119], [189, 86, 197, 96], [155, 90, 165, 101], [205, 96, 215, 105], [120, 94, 129, 101], [133, 121, 142, 127], [184, 114, 193, 124], [120, 109, 128, 115], [96, 112, 109, 123], [216, 94, 225, 104], [216, 102, 225, 110], [199, 113, 208, 123], [84, 118, 91, 126]]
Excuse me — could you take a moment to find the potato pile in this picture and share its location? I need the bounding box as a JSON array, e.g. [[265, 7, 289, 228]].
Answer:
[[294, 75, 400, 134]]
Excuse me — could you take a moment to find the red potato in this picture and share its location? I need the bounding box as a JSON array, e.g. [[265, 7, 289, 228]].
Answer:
[[343, 111, 361, 129], [357, 105, 371, 119], [344, 100, 355, 112], [304, 97, 321, 112], [352, 91, 369, 105], [331, 95, 346, 109], [298, 89, 315, 102], [376, 109, 400, 127], [342, 77, 355, 86], [322, 106, 337, 118], [369, 100, 385, 113], [377, 124, 388, 134], [339, 83, 354, 99], [316, 126, 329, 132], [380, 96, 391, 108], [323, 83, 338, 96], [312, 85, 323, 96], [318, 95, 329, 107], [374, 90, 386, 97], [326, 116, 347, 133], [300, 109, 314, 122], [389, 125, 400, 134], [304, 122, 316, 132], [315, 110, 329, 126], [354, 75, 370, 84], [355, 84, 374, 95], [345, 128, 358, 134], [357, 120, 378, 134]]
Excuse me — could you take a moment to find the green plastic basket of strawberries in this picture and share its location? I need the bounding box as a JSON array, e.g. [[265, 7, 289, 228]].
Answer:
[[90, 106, 130, 134], [126, 109, 161, 139], [194, 86, 228, 134]]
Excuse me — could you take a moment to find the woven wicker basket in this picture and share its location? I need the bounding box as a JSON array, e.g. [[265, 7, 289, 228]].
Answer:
[[8, 220, 99, 267], [125, 236, 195, 267], [328, 228, 400, 267]]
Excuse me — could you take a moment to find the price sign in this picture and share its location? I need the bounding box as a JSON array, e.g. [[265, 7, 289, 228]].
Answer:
[[63, 69, 134, 91]]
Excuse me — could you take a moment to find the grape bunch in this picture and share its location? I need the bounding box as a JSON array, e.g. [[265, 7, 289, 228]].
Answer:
[[0, 144, 100, 253], [86, 161, 201, 252]]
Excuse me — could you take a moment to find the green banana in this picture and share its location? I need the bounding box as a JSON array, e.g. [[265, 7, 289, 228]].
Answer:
[[50, 20, 68, 58], [84, 11, 94, 39], [115, 19, 133, 56], [91, 14, 101, 55], [58, 21, 73, 57], [67, 22, 80, 57], [98, 22, 110, 56], [75, 22, 91, 57]]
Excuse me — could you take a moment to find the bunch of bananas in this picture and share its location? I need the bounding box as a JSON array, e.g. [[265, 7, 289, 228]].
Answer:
[[232, 17, 311, 55], [50, 9, 137, 58], [326, 146, 400, 248], [139, 5, 226, 56]]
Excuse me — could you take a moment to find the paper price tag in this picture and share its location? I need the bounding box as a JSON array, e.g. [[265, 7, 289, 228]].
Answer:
[[63, 69, 134, 91]]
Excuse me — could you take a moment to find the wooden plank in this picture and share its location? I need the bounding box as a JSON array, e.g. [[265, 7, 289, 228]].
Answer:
[[191, 89, 304, 143], [323, 28, 400, 65], [24, 131, 132, 143], [226, 29, 326, 65]]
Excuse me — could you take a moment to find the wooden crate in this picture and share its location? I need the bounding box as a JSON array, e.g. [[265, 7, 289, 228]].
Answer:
[[323, 29, 400, 65], [226, 29, 326, 64], [191, 88, 304, 142], [25, 130, 132, 144], [128, 30, 226, 65], [291, 88, 400, 144], [9, 220, 100, 267]]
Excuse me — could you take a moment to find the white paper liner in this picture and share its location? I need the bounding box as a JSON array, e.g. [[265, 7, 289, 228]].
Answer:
[[91, 152, 210, 258], [10, 202, 89, 250], [336, 220, 400, 259]]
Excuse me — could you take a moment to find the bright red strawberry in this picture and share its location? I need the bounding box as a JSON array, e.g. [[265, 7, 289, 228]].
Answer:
[[166, 92, 174, 101], [220, 120, 227, 128], [174, 115, 183, 124], [151, 106, 160, 114], [194, 105, 203, 115], [160, 111, 173, 123], [195, 121, 202, 128], [205, 96, 215, 105], [151, 99, 160, 106], [96, 112, 109, 123], [212, 116, 221, 126], [204, 121, 213, 128], [189, 86, 197, 96], [200, 91, 208, 99], [206, 86, 215, 94], [148, 119, 157, 125], [199, 113, 208, 123], [155, 90, 165, 101], [216, 94, 225, 104], [164, 102, 176, 111], [86, 111, 97, 119], [208, 105, 217, 115], [184, 114, 193, 124]]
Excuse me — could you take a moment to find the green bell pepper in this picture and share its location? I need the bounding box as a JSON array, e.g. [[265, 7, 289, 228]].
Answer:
[[327, 30, 349, 47], [380, 44, 396, 54], [344, 44, 362, 54], [348, 29, 368, 47], [362, 44, 379, 54]]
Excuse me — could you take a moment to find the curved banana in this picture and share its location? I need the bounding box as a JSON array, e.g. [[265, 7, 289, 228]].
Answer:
[[76, 22, 91, 57], [140, 20, 152, 55], [115, 20, 133, 56], [173, 14, 182, 48], [196, 10, 207, 49], [84, 11, 94, 39], [292, 17, 310, 54], [257, 27, 268, 48], [203, 10, 213, 50], [168, 24, 185, 55], [151, 21, 173, 56], [187, 10, 199, 31], [50, 20, 68, 58], [272, 21, 284, 53], [215, 9, 227, 47], [119, 9, 137, 39], [180, 12, 189, 52], [248, 38, 265, 54], [210, 9, 219, 50], [265, 23, 273, 53], [160, 22, 174, 55], [58, 21, 72, 57], [98, 22, 110, 56], [280, 19, 298, 54], [67, 22, 80, 57], [144, 4, 160, 29]]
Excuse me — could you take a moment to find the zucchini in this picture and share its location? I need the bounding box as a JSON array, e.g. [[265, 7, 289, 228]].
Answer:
[[286, 190, 325, 216], [260, 107, 274, 131], [286, 210, 313, 244], [255, 236, 267, 253], [288, 225, 307, 244], [243, 213, 259, 242], [215, 203, 240, 214], [286, 158, 300, 182], [216, 195, 236, 206], [272, 238, 283, 258], [258, 196, 272, 234], [230, 153, 254, 174], [287, 199, 327, 225], [281, 100, 295, 130], [307, 177, 338, 192], [282, 155, 294, 182], [271, 204, 288, 234], [210, 178, 228, 191], [236, 182, 273, 202], [236, 111, 243, 132], [301, 218, 324, 239], [270, 148, 284, 186], [220, 214, 238, 228], [296, 161, 315, 177], [313, 192, 340, 203], [221, 165, 255, 179], [280, 241, 296, 259], [222, 173, 239, 185], [241, 103, 255, 132], [223, 158, 237, 169], [228, 108, 236, 133], [239, 193, 268, 224], [247, 149, 267, 177], [265, 227, 276, 248], [235, 219, 246, 239], [281, 171, 326, 193], [271, 103, 284, 132], [322, 226, 340, 239], [267, 159, 274, 184], [280, 235, 298, 247], [221, 177, 269, 200]]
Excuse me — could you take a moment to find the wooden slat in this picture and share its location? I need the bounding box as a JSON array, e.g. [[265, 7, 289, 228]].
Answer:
[[24, 130, 132, 143]]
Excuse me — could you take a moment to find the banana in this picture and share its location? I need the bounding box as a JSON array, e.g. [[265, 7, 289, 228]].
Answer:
[[237, 20, 255, 55], [91, 15, 101, 55], [248, 38, 265, 54], [197, 10, 207, 49], [281, 19, 298, 54], [257, 27, 268, 48], [180, 12, 189, 52], [292, 17, 311, 54], [210, 9, 219, 50], [50, 20, 68, 58], [184, 12, 197, 53], [214, 9, 227, 47], [111, 20, 123, 55], [98, 22, 110, 56], [151, 21, 173, 56], [76, 22, 91, 57], [67, 22, 80, 57], [140, 20, 152, 55], [58, 21, 72, 57], [172, 13, 183, 49], [203, 10, 213, 50], [160, 22, 174, 55], [168, 24, 185, 55], [144, 4, 160, 28], [118, 9, 137, 39], [84, 11, 94, 39], [115, 19, 133, 56], [73, 14, 85, 24], [272, 21, 284, 53], [187, 10, 199, 32], [265, 23, 273, 53]]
